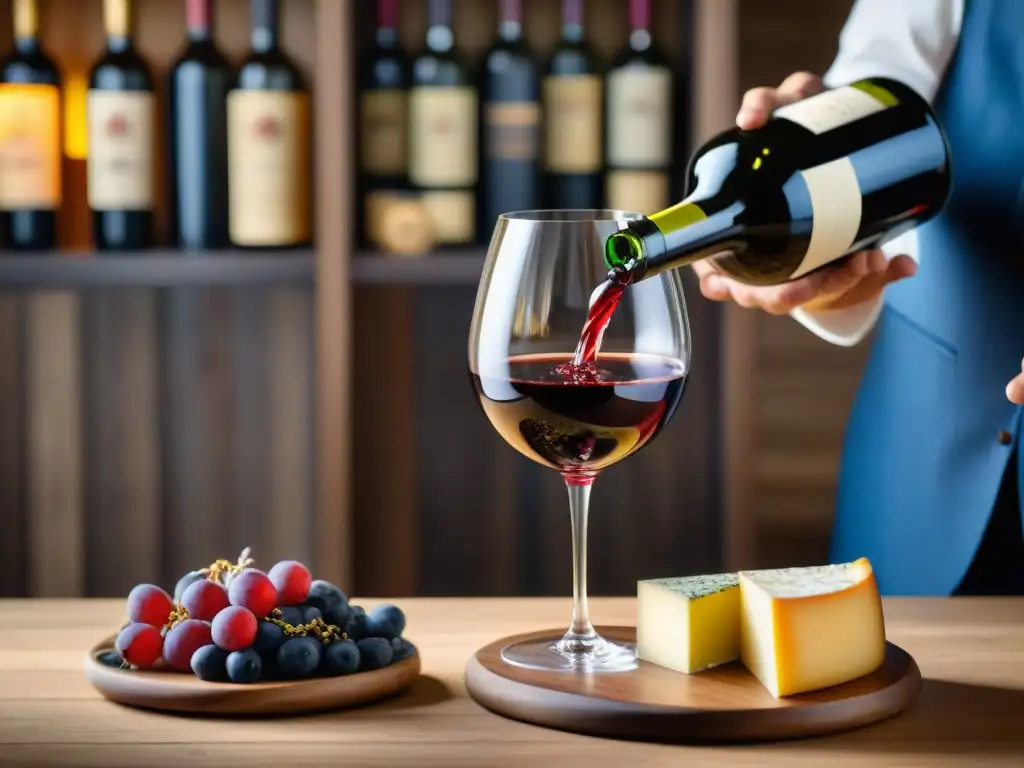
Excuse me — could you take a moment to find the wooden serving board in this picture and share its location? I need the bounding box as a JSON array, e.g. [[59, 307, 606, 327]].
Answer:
[[464, 626, 922, 744], [84, 634, 421, 717]]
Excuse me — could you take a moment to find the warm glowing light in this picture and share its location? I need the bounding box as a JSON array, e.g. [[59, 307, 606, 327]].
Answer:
[[63, 70, 88, 160]]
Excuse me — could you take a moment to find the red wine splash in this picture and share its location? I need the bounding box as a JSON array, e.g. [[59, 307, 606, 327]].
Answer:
[[554, 270, 629, 383]]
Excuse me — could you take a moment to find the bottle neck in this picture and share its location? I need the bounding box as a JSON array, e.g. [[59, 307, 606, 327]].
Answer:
[[186, 0, 213, 42], [628, 0, 652, 51], [498, 0, 522, 42], [561, 0, 583, 43], [104, 0, 132, 51], [376, 0, 398, 46], [605, 199, 741, 283], [426, 0, 453, 52], [250, 0, 278, 52], [13, 0, 38, 46]]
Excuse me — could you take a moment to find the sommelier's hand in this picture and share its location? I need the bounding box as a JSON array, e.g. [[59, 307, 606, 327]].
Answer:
[[693, 72, 918, 315], [1007, 358, 1024, 404]]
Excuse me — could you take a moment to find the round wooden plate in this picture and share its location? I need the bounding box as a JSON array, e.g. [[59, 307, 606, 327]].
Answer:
[[465, 626, 922, 744], [84, 634, 421, 716]]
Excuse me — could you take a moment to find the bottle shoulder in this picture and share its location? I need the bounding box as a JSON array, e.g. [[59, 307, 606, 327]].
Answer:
[[236, 51, 306, 91], [545, 43, 598, 76], [1, 48, 61, 85], [89, 49, 154, 90]]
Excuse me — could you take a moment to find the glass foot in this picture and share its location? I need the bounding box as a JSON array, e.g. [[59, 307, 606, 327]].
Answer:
[[500, 634, 638, 673]]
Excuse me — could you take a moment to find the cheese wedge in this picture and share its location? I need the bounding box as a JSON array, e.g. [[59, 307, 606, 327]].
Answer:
[[637, 573, 741, 673], [738, 557, 886, 698]]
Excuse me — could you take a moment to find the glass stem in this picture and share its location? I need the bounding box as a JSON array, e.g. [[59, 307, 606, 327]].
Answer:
[[559, 476, 597, 654]]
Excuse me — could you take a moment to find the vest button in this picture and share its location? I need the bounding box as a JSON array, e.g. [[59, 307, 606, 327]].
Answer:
[[997, 429, 1013, 445]]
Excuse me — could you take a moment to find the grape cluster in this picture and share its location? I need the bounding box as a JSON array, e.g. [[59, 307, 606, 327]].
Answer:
[[112, 548, 414, 685]]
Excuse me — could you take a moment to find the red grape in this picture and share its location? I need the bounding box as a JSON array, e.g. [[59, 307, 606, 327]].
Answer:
[[126, 584, 173, 628], [211, 605, 258, 652], [162, 619, 213, 672], [115, 623, 164, 669], [268, 560, 311, 606], [228, 569, 277, 618], [181, 578, 230, 622]]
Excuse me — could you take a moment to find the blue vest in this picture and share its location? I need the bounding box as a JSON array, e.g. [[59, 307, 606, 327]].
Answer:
[[830, 0, 1024, 595]]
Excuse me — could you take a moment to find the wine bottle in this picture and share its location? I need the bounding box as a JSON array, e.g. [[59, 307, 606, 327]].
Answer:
[[227, 0, 311, 249], [604, 0, 673, 215], [543, 0, 602, 209], [0, 0, 61, 251], [167, 0, 231, 250], [358, 0, 410, 249], [603, 77, 952, 287], [480, 0, 540, 234], [408, 0, 478, 247], [87, 0, 155, 251]]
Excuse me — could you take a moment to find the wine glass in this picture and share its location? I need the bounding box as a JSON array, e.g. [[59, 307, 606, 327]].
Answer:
[[468, 210, 691, 673]]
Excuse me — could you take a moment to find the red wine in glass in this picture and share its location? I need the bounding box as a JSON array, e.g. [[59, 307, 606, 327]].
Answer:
[[470, 352, 687, 483]]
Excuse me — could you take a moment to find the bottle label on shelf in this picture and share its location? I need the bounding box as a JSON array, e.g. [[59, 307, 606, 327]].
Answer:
[[543, 75, 602, 173], [774, 85, 888, 135], [420, 190, 474, 244], [605, 170, 669, 215], [790, 157, 862, 279], [485, 101, 540, 161], [227, 90, 311, 246], [408, 87, 478, 187], [606, 66, 672, 167], [0, 83, 62, 210], [86, 90, 155, 210], [361, 89, 407, 175]]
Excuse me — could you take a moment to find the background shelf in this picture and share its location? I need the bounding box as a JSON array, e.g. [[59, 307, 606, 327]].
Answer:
[[352, 252, 486, 285], [0, 252, 316, 288]]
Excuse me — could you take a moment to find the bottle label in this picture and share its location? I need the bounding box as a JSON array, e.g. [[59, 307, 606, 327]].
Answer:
[[87, 90, 155, 210], [605, 170, 669, 215], [361, 89, 407, 176], [606, 66, 672, 167], [485, 101, 540, 161], [420, 190, 474, 244], [543, 74, 602, 173], [227, 89, 311, 246], [774, 84, 889, 135], [408, 87, 477, 186], [789, 157, 862, 279], [0, 83, 62, 210]]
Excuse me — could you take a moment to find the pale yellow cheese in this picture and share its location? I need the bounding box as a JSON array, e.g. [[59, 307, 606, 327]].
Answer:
[[738, 557, 886, 698], [637, 572, 741, 674]]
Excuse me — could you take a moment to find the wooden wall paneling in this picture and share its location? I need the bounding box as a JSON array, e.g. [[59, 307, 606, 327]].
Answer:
[[265, 289, 315, 567], [25, 292, 84, 597], [0, 295, 25, 597], [314, 0, 353, 591], [352, 288, 419, 597], [82, 290, 162, 596]]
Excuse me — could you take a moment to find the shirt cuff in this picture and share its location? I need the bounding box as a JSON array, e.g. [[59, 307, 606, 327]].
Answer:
[[790, 296, 885, 347]]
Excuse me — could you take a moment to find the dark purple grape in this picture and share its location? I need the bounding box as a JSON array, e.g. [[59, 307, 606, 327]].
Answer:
[[298, 605, 322, 624], [366, 604, 405, 639], [356, 637, 394, 671], [343, 612, 367, 641], [253, 620, 286, 658], [227, 648, 262, 684], [390, 637, 415, 661], [305, 580, 351, 626], [277, 636, 321, 679], [191, 644, 229, 682], [322, 639, 360, 676], [276, 606, 304, 627]]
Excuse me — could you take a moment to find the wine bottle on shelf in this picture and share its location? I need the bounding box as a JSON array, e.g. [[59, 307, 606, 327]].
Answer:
[[227, 0, 311, 249], [408, 0, 478, 248], [167, 0, 231, 251], [0, 0, 62, 251], [604, 0, 673, 215], [87, 0, 155, 251], [543, 0, 602, 210], [480, 0, 540, 235], [358, 0, 410, 249], [601, 77, 952, 288]]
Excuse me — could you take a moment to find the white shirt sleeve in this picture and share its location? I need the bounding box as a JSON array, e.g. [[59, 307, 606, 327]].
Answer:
[[789, 0, 962, 347]]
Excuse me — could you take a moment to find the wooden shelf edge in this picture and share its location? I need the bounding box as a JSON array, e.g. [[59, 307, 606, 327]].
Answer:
[[352, 251, 486, 285], [0, 251, 316, 288]]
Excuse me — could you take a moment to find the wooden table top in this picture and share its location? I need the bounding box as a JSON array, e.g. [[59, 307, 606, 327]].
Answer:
[[1, 597, 1022, 767]]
